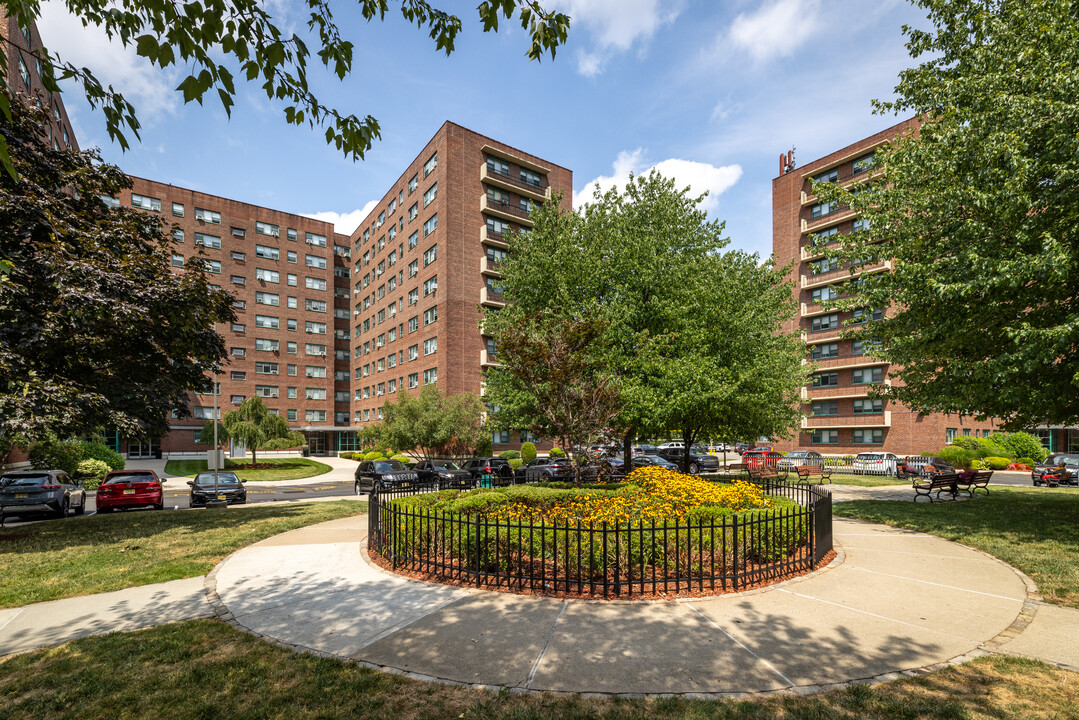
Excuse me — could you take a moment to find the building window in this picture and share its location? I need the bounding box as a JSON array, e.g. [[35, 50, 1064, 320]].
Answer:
[[813, 168, 838, 184], [305, 232, 327, 247], [230, 371, 246, 381], [286, 341, 297, 354], [423, 276, 437, 296], [287, 251, 297, 264], [286, 273, 297, 287], [305, 255, 327, 269], [287, 409, 297, 421], [810, 201, 837, 220], [852, 217, 870, 233], [305, 299, 327, 313], [408, 316, 419, 333], [287, 228, 297, 242], [255, 338, 279, 352], [810, 286, 839, 304], [286, 296, 297, 309], [305, 365, 327, 379], [408, 231, 418, 249], [422, 367, 437, 385], [230, 275, 246, 286], [423, 183, 437, 207], [486, 246, 508, 263], [811, 226, 839, 247], [423, 244, 437, 266], [305, 343, 327, 356], [423, 337, 437, 355], [852, 307, 884, 324], [853, 398, 884, 414], [255, 361, 279, 375], [852, 153, 875, 175], [407, 373, 419, 389], [305, 321, 327, 335], [810, 257, 839, 275], [172, 228, 185, 243], [407, 344, 418, 361], [194, 233, 221, 249], [194, 207, 221, 224], [853, 429, 884, 445], [408, 288, 418, 305], [810, 314, 839, 332], [493, 430, 510, 445], [192, 406, 222, 420], [852, 367, 885, 385], [423, 152, 437, 178], [255, 292, 280, 306], [254, 314, 279, 329], [305, 277, 327, 290], [287, 319, 297, 331], [305, 410, 327, 422], [305, 388, 327, 401], [486, 155, 510, 176], [256, 221, 279, 237], [423, 307, 437, 326], [287, 363, 298, 376], [255, 244, 279, 261], [230, 323, 246, 333], [423, 215, 437, 237], [811, 401, 839, 416], [255, 268, 279, 283], [812, 372, 839, 388], [520, 168, 542, 187], [231, 227, 246, 238], [171, 253, 184, 267], [812, 430, 839, 445], [206, 260, 221, 274], [255, 385, 279, 399], [130, 193, 161, 212], [810, 343, 838, 360], [408, 260, 418, 278]]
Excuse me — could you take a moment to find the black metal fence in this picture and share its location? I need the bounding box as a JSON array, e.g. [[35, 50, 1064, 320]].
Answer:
[[369, 481, 833, 599]]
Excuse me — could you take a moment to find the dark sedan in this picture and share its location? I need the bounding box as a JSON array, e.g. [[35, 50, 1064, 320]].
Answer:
[[187, 471, 247, 507], [0, 469, 87, 519], [632, 455, 680, 471], [515, 457, 576, 483], [354, 460, 419, 494], [1032, 454, 1079, 486], [655, 447, 720, 475], [414, 460, 473, 489]]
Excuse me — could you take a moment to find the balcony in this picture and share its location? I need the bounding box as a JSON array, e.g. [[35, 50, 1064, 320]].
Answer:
[[800, 168, 884, 206], [801, 411, 891, 429], [801, 208, 856, 235], [480, 255, 502, 277], [805, 354, 889, 372], [802, 378, 891, 400], [480, 286, 506, 308], [481, 196, 534, 228], [801, 328, 842, 344], [481, 165, 548, 202], [481, 226, 509, 250], [480, 349, 500, 367], [801, 301, 840, 318], [802, 260, 892, 289]]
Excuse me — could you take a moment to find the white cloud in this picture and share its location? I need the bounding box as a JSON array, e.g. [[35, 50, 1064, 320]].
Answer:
[[555, 0, 682, 76], [302, 200, 377, 235], [38, 1, 180, 121], [573, 149, 742, 214], [728, 0, 821, 64]]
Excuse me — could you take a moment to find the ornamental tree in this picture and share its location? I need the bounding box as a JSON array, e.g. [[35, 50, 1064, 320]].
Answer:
[[814, 0, 1079, 429], [0, 97, 234, 446], [379, 383, 487, 462], [0, 0, 569, 176], [200, 396, 291, 465]]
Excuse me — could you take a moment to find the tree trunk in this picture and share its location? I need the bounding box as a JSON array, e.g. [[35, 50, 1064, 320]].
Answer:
[[251, 444, 257, 467], [681, 428, 696, 474], [623, 428, 633, 480]]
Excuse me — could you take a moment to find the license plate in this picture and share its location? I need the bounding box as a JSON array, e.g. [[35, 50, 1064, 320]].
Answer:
[[123, 489, 136, 495], [15, 493, 27, 498], [400, 482, 410, 488]]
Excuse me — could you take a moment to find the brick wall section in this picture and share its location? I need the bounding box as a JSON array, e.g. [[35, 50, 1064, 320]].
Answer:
[[772, 117, 1001, 456], [1, 16, 78, 152]]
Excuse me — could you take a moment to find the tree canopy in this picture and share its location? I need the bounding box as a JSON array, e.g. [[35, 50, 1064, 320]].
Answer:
[[484, 171, 807, 471], [200, 396, 293, 464], [0, 0, 569, 175], [0, 97, 234, 445], [379, 383, 487, 461], [815, 0, 1079, 430]]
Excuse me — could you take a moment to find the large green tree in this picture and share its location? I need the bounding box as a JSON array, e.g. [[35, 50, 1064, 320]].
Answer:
[[0, 0, 569, 174], [485, 172, 807, 472], [815, 0, 1079, 429], [379, 383, 487, 461], [0, 97, 234, 445], [200, 396, 292, 465]]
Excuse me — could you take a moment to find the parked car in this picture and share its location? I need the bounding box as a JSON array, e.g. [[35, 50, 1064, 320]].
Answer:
[[777, 450, 824, 470], [631, 444, 658, 455], [1032, 455, 1079, 486], [655, 447, 720, 475], [96, 469, 165, 513], [0, 469, 86, 519], [354, 460, 420, 494], [632, 454, 680, 471], [741, 449, 781, 461], [187, 471, 247, 507], [516, 457, 575, 483], [656, 441, 685, 450], [413, 460, 473, 490], [461, 457, 515, 486], [734, 443, 752, 455], [903, 456, 954, 476], [849, 452, 900, 475]]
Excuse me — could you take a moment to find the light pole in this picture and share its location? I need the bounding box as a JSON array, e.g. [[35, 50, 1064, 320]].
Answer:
[[213, 368, 219, 500]]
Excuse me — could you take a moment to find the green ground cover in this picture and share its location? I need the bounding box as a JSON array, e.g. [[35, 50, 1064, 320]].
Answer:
[[164, 457, 331, 481], [835, 486, 1079, 607], [0, 501, 366, 608], [0, 620, 1074, 720]]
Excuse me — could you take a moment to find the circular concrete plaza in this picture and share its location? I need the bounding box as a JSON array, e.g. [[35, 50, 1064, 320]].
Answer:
[[209, 514, 1033, 696]]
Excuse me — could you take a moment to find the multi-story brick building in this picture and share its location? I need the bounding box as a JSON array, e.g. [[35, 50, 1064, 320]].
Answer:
[[346, 122, 572, 451], [772, 118, 1000, 456]]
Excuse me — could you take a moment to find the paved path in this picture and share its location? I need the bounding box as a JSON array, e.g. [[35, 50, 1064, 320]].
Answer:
[[5, 511, 1077, 694]]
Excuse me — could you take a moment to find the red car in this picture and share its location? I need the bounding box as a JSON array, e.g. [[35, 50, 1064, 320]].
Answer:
[[95, 470, 165, 513]]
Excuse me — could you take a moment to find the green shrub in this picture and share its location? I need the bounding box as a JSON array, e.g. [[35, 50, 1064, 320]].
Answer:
[[508, 458, 523, 470], [74, 458, 110, 491], [990, 432, 1049, 464], [78, 441, 125, 471], [549, 447, 566, 458], [499, 450, 521, 460], [521, 442, 537, 464], [1017, 456, 1036, 467], [27, 436, 83, 476], [260, 432, 305, 450], [390, 454, 412, 465], [363, 451, 386, 461], [938, 446, 976, 470], [970, 459, 987, 470], [949, 436, 980, 451], [983, 456, 1011, 470]]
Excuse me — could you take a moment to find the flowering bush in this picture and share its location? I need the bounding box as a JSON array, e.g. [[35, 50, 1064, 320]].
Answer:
[[1007, 462, 1032, 472]]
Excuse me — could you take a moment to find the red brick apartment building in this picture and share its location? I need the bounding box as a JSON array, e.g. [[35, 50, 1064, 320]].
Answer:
[[772, 118, 1000, 456], [0, 20, 573, 459]]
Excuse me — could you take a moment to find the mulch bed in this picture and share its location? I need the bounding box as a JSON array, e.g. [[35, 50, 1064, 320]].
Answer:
[[368, 547, 837, 601]]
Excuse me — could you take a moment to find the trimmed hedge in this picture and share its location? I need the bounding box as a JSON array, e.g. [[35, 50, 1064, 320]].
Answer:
[[521, 442, 537, 464]]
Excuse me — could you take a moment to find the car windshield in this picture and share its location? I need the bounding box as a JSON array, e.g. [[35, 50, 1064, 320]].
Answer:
[[104, 473, 155, 484], [856, 454, 883, 461], [642, 455, 668, 463], [787, 452, 808, 458], [374, 461, 406, 472], [435, 462, 461, 471], [194, 472, 240, 484], [1, 474, 50, 486]]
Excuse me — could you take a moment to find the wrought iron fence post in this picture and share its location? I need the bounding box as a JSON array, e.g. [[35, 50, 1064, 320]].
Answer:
[[474, 513, 482, 588], [732, 514, 739, 591]]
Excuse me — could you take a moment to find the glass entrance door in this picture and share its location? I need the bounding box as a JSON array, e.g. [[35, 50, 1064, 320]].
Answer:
[[128, 438, 159, 458], [307, 433, 326, 456]]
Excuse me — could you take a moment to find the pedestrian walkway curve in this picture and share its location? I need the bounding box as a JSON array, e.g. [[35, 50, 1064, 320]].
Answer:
[[205, 514, 1071, 696]]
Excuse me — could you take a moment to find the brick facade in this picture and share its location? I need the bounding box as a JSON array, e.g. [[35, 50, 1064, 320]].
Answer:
[[772, 118, 1001, 456], [1, 16, 78, 152]]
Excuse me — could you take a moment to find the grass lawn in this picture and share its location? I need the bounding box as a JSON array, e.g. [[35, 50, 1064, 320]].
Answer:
[[835, 486, 1079, 608], [0, 500, 365, 608], [164, 457, 332, 481], [828, 473, 908, 487], [1, 619, 1076, 720]]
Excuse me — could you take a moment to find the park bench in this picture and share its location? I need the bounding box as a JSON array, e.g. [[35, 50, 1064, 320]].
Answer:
[[718, 462, 749, 481], [955, 470, 993, 497], [912, 472, 961, 502], [795, 465, 832, 484], [747, 462, 788, 482]]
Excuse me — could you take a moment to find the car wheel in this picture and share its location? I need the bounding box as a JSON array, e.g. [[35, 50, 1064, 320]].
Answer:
[[154, 503, 164, 511], [73, 495, 86, 515], [97, 505, 111, 514], [55, 497, 69, 519], [354, 481, 362, 496], [689, 463, 700, 476]]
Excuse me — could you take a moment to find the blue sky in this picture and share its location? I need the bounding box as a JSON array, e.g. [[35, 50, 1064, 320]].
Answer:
[[41, 0, 927, 258]]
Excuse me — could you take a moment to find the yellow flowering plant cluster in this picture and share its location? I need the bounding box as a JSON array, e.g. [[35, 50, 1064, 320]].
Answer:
[[483, 466, 772, 525]]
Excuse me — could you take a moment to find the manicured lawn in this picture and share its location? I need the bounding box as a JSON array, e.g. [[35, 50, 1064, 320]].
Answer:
[[164, 457, 332, 481], [0, 620, 1075, 720], [835, 486, 1079, 608], [0, 501, 365, 608], [828, 473, 908, 487]]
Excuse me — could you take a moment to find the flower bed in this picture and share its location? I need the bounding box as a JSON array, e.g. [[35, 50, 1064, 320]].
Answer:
[[370, 469, 833, 599]]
